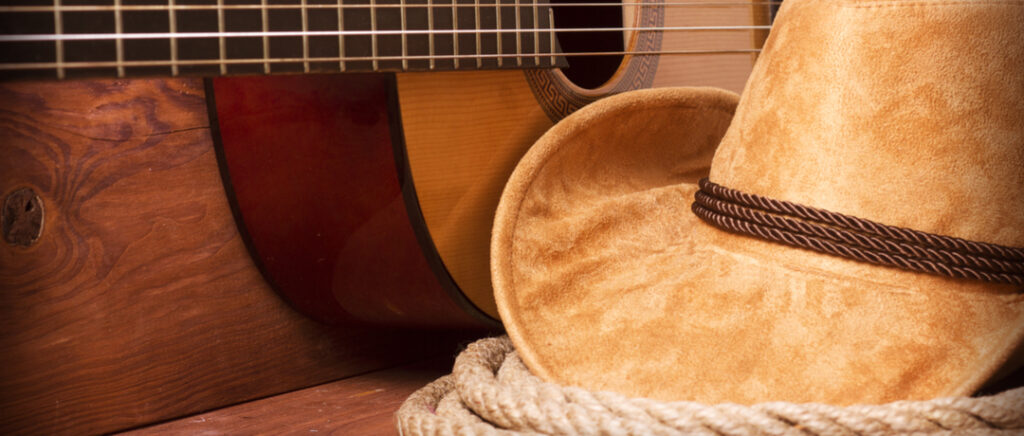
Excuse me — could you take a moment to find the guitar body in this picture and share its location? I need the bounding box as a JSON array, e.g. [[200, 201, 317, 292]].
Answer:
[[0, 1, 773, 432], [212, 73, 491, 327], [214, 1, 767, 327]]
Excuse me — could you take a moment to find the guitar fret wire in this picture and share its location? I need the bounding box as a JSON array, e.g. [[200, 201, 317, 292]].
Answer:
[[370, 0, 379, 70], [217, 0, 226, 75], [532, 0, 538, 65], [169, 0, 178, 76], [427, 0, 435, 69], [115, 0, 124, 77], [547, 7, 554, 67], [452, 0, 459, 68], [400, 0, 408, 70], [495, 0, 503, 67], [7, 0, 778, 76], [473, 0, 481, 68], [0, 25, 772, 43], [337, 0, 345, 72], [514, 0, 521, 67], [262, 0, 270, 73], [266, 0, 274, 72], [301, 0, 309, 73], [0, 48, 763, 72], [54, 0, 64, 79], [0, 2, 783, 12]]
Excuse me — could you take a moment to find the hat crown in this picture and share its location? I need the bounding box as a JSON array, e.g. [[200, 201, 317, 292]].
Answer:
[[710, 0, 1024, 249]]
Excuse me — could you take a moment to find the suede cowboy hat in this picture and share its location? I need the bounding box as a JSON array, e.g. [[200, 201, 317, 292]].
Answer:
[[491, 0, 1024, 405]]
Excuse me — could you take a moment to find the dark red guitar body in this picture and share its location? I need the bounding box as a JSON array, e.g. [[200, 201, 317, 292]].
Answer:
[[209, 74, 494, 328]]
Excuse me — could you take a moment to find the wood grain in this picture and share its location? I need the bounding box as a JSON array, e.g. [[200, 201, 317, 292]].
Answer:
[[398, 70, 553, 319], [120, 353, 1024, 435], [120, 356, 455, 435], [398, 1, 761, 319], [212, 74, 492, 328], [0, 78, 481, 435]]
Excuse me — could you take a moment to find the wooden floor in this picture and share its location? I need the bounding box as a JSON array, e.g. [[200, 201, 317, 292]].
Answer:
[[121, 356, 455, 435], [124, 357, 1024, 435]]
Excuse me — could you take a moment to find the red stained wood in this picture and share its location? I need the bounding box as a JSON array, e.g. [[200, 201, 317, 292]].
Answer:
[[0, 78, 481, 435], [213, 74, 486, 327]]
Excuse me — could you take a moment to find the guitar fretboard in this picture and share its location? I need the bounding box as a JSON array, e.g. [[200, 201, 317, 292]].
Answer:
[[0, 0, 563, 80]]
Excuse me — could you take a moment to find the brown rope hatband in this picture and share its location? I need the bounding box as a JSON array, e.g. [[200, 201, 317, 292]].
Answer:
[[692, 178, 1024, 286]]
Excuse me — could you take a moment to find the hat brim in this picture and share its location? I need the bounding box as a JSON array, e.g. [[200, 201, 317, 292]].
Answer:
[[491, 87, 1024, 404]]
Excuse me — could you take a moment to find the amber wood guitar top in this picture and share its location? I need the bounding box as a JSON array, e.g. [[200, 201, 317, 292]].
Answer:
[[399, 1, 766, 317]]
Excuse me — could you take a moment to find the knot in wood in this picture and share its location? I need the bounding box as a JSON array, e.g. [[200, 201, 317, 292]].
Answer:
[[3, 187, 44, 247]]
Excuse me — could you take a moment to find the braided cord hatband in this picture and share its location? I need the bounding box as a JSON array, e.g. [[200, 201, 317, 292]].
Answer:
[[691, 178, 1024, 286]]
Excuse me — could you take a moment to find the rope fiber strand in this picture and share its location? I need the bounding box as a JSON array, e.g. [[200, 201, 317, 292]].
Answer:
[[395, 337, 1024, 435]]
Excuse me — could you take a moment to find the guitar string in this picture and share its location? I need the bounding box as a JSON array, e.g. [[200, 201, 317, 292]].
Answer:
[[0, 48, 762, 71], [0, 25, 772, 43], [0, 1, 773, 72], [0, 2, 782, 13]]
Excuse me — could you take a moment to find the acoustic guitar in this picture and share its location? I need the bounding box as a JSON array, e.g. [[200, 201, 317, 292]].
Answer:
[[0, 0, 776, 328]]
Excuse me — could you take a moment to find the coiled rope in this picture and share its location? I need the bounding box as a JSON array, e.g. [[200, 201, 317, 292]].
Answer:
[[396, 337, 1024, 435]]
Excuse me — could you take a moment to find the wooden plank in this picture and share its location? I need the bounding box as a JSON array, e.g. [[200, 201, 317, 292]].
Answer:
[[125, 354, 1024, 435], [0, 77, 481, 435], [121, 357, 453, 435]]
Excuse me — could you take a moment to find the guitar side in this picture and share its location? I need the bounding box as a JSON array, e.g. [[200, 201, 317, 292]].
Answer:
[[210, 69, 569, 326], [211, 73, 496, 327]]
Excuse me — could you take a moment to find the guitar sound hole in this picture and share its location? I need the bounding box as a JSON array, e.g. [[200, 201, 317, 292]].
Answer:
[[550, 0, 625, 90]]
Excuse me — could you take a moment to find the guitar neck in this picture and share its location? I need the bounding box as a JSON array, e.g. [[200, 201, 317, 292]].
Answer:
[[0, 0, 564, 80]]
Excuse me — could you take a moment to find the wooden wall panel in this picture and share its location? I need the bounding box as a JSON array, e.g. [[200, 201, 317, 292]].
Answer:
[[0, 78, 478, 435]]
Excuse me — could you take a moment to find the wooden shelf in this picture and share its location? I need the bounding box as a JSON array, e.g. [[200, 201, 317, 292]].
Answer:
[[121, 357, 455, 435]]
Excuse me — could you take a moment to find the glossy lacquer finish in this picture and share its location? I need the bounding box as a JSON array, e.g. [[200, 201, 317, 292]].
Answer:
[[211, 74, 491, 327]]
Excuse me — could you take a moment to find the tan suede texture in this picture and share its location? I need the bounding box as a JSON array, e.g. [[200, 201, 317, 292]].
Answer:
[[492, 0, 1024, 405]]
